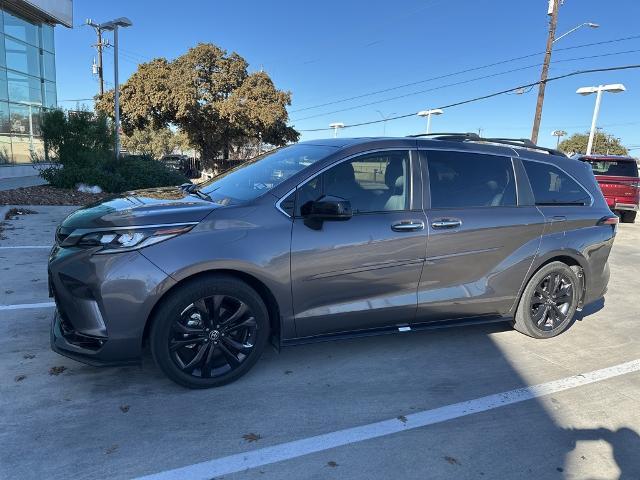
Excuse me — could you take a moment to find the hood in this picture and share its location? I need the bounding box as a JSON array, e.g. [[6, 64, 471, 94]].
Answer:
[[61, 186, 220, 230]]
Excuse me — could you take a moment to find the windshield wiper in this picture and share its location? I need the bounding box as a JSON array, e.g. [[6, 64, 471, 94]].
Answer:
[[180, 183, 213, 202]]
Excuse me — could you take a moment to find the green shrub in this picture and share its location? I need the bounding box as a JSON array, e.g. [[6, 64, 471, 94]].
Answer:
[[39, 110, 187, 193]]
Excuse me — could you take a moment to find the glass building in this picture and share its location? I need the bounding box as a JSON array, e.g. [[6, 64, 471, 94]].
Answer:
[[0, 0, 72, 166]]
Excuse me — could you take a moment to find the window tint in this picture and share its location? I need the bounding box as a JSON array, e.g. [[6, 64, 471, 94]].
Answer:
[[582, 159, 638, 177], [295, 151, 410, 215], [523, 161, 591, 206], [427, 151, 516, 208]]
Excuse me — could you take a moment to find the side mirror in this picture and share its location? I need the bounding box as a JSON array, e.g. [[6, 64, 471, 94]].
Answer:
[[301, 196, 352, 229]]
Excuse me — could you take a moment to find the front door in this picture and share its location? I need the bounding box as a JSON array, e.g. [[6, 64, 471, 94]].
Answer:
[[415, 149, 546, 323], [290, 150, 427, 338]]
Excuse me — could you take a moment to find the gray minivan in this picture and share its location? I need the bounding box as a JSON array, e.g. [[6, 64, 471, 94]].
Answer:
[[49, 134, 617, 388]]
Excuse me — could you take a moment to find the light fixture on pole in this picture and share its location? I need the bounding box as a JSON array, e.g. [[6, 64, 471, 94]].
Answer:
[[576, 83, 626, 155], [551, 129, 567, 148], [417, 109, 443, 134], [553, 22, 599, 44], [98, 17, 133, 159], [329, 122, 345, 138], [530, 0, 600, 144]]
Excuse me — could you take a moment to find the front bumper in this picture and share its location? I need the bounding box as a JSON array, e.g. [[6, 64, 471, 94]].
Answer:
[[48, 245, 175, 366], [50, 309, 139, 366]]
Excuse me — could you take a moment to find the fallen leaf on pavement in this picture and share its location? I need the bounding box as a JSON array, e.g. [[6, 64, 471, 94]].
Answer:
[[49, 366, 67, 376], [243, 433, 261, 443]]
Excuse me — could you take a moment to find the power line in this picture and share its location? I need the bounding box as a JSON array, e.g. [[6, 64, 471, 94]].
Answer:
[[296, 64, 640, 132], [291, 48, 640, 122], [290, 34, 640, 114]]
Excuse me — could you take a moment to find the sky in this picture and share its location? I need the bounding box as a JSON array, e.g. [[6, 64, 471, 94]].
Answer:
[[55, 0, 640, 151]]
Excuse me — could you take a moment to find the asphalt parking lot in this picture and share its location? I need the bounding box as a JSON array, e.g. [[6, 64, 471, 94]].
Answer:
[[1, 205, 639, 480]]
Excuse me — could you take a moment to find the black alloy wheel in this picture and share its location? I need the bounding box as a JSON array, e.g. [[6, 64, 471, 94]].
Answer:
[[513, 261, 579, 339], [530, 272, 573, 332], [151, 275, 269, 388], [170, 295, 257, 378]]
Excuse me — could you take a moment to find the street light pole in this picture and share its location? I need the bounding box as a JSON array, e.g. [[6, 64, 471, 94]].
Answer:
[[376, 110, 396, 136], [552, 129, 567, 149], [329, 122, 345, 138], [113, 25, 121, 158], [417, 109, 444, 134], [97, 17, 133, 160], [586, 89, 603, 155], [530, 1, 599, 144], [576, 84, 626, 155], [530, 0, 559, 144]]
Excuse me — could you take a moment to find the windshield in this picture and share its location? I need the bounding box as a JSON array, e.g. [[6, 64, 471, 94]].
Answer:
[[584, 159, 638, 177], [200, 144, 335, 204]]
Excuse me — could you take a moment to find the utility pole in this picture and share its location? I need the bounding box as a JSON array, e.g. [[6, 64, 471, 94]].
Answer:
[[86, 19, 106, 96], [531, 0, 560, 144]]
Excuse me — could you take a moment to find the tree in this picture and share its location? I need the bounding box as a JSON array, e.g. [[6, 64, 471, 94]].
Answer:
[[558, 131, 628, 156], [95, 43, 298, 166], [122, 126, 191, 159]]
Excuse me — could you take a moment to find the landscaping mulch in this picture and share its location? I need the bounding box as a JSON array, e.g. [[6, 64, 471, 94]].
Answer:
[[0, 185, 110, 206]]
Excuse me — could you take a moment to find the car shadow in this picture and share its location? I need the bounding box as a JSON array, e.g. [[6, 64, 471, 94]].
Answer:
[[564, 426, 640, 479]]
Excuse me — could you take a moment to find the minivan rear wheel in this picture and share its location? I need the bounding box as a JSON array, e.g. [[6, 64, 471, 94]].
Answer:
[[150, 275, 270, 388], [513, 262, 579, 339]]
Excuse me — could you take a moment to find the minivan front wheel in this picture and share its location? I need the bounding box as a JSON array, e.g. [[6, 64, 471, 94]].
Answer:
[[150, 275, 270, 388], [513, 262, 579, 339]]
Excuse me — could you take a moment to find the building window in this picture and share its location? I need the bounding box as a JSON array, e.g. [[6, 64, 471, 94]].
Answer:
[[3, 9, 40, 47], [5, 37, 41, 78], [0, 6, 57, 164], [44, 80, 56, 108], [7, 70, 42, 104], [43, 50, 55, 81], [42, 24, 54, 53]]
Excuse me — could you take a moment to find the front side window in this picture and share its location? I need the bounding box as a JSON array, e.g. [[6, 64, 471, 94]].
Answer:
[[295, 150, 410, 215], [200, 144, 334, 205], [523, 161, 591, 206], [427, 151, 516, 208]]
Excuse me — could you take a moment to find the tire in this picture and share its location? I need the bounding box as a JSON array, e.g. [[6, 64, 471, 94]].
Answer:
[[513, 261, 579, 339], [621, 211, 636, 224], [150, 275, 270, 388]]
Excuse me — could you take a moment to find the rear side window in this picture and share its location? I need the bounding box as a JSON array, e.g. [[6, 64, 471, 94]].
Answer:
[[427, 151, 516, 208], [523, 161, 591, 206], [583, 159, 638, 177]]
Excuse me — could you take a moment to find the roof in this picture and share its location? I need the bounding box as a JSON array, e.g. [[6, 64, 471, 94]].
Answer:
[[299, 135, 568, 160], [3, 0, 73, 27], [574, 154, 637, 162]]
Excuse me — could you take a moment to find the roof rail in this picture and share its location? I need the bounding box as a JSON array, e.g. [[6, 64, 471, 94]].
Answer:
[[407, 132, 567, 157]]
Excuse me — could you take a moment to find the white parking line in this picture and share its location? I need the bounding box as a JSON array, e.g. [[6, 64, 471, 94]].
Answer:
[[0, 302, 55, 311], [0, 246, 51, 249], [135, 359, 640, 480]]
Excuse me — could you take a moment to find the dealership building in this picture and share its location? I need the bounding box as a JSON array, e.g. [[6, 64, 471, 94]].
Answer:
[[0, 0, 71, 177]]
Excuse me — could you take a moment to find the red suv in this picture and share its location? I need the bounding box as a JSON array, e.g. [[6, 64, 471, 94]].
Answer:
[[576, 155, 639, 223]]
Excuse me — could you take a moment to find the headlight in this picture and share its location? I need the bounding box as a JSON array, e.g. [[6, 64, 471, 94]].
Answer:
[[76, 224, 195, 253]]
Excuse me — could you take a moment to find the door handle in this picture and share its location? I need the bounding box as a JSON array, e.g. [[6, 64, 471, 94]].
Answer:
[[431, 219, 462, 229], [546, 215, 567, 223], [391, 220, 425, 232]]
